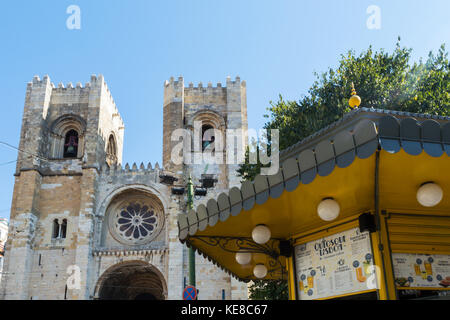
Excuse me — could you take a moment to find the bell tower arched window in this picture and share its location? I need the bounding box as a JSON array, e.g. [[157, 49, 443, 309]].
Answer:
[[106, 134, 118, 167], [49, 115, 86, 159], [201, 125, 215, 152], [187, 110, 225, 155], [63, 130, 79, 158]]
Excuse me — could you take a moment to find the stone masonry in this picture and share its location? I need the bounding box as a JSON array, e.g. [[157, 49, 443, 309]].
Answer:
[[0, 75, 248, 300]]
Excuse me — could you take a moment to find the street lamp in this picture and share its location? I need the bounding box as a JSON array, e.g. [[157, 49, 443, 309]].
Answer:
[[253, 264, 268, 279], [252, 225, 271, 245], [235, 251, 252, 265]]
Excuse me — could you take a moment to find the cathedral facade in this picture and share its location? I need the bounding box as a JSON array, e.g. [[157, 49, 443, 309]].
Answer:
[[0, 74, 248, 300]]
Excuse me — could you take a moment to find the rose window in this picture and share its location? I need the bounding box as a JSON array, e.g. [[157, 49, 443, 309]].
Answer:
[[114, 203, 158, 242]]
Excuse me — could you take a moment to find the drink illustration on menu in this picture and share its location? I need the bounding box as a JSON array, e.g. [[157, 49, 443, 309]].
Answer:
[[392, 253, 450, 288], [295, 228, 377, 300]]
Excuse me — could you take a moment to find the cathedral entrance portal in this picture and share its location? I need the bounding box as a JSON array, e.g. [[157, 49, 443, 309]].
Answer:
[[96, 261, 167, 300]]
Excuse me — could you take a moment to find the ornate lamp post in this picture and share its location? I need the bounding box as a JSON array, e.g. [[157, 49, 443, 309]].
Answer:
[[169, 173, 218, 296], [187, 175, 196, 287]]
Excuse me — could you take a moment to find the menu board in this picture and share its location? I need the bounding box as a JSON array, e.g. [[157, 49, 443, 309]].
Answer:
[[392, 253, 450, 289], [294, 227, 377, 300]]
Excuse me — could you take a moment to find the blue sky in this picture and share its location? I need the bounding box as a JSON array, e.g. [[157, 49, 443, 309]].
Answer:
[[0, 0, 449, 219]]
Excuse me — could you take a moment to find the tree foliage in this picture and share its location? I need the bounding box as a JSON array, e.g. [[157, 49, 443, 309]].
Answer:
[[236, 143, 272, 182], [249, 280, 289, 300], [265, 40, 449, 152], [240, 40, 449, 180]]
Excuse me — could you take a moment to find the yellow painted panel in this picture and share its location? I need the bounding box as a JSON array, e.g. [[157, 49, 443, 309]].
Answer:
[[389, 234, 450, 245], [196, 155, 376, 240], [379, 150, 450, 214], [386, 213, 450, 255], [292, 218, 359, 245], [286, 257, 296, 300], [387, 215, 450, 228]]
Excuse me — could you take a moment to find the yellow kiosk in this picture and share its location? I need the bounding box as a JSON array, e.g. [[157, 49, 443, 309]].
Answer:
[[178, 94, 450, 300]]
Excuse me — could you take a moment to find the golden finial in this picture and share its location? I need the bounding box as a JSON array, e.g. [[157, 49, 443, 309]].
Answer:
[[348, 82, 361, 109]]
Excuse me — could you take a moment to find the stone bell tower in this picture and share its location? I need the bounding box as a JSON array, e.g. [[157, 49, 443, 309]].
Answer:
[[163, 76, 248, 186], [1, 74, 124, 300], [2, 74, 249, 300], [163, 76, 249, 300]]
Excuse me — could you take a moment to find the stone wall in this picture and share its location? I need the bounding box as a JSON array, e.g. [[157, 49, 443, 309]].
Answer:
[[1, 75, 118, 300], [163, 76, 249, 300], [1, 75, 249, 300]]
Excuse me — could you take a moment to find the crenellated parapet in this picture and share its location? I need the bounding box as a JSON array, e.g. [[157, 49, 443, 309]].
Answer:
[[164, 75, 245, 90], [164, 76, 245, 98], [28, 74, 95, 91], [27, 75, 124, 127], [164, 76, 184, 89], [100, 161, 162, 175]]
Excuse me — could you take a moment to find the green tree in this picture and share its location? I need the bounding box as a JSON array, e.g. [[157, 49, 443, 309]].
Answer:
[[240, 40, 450, 180], [249, 280, 289, 300], [265, 40, 449, 152], [236, 141, 272, 182], [243, 40, 450, 300]]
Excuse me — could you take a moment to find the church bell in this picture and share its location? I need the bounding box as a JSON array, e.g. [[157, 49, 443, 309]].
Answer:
[[65, 135, 78, 156]]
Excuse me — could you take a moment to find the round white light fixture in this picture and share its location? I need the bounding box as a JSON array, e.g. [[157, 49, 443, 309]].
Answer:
[[235, 251, 252, 265], [417, 182, 443, 207], [317, 198, 340, 221], [252, 225, 271, 244], [253, 264, 268, 279]]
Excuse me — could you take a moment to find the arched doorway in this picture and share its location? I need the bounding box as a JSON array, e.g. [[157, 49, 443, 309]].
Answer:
[[96, 261, 167, 300]]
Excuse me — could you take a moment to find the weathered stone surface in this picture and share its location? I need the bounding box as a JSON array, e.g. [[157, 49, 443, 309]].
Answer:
[[1, 75, 248, 300]]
